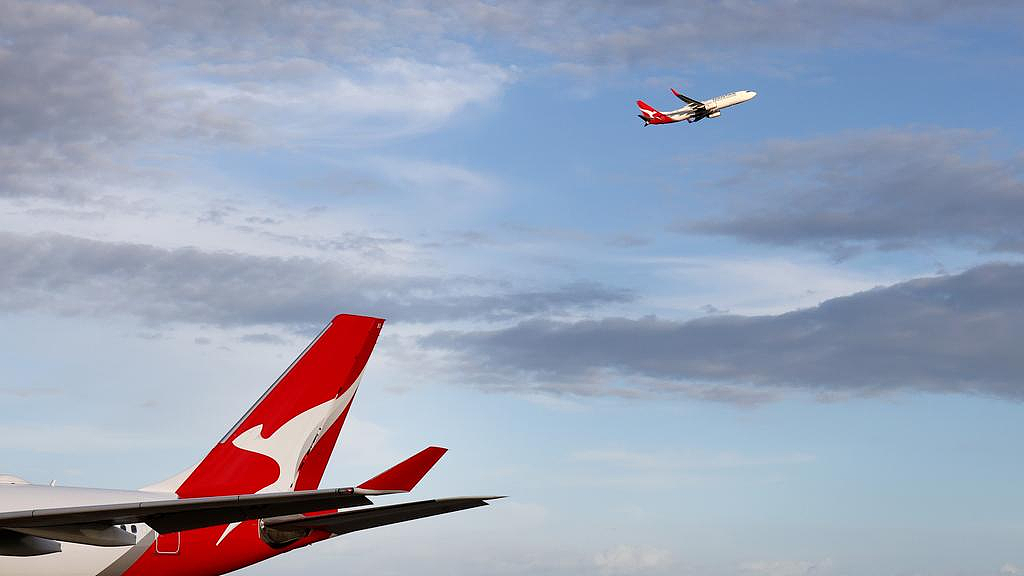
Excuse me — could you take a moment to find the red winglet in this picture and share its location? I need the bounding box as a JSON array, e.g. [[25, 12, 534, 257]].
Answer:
[[358, 446, 448, 493]]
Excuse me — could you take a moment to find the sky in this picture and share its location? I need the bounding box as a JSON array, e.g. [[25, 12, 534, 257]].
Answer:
[[2, 1, 1024, 575]]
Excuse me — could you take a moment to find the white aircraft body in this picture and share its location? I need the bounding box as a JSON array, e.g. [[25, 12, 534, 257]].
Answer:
[[0, 314, 498, 576], [637, 87, 756, 125]]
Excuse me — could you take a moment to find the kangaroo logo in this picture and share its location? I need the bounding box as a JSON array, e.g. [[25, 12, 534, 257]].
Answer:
[[214, 378, 361, 545]]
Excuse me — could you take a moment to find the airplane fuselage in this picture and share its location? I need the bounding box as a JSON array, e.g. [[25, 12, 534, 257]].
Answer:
[[667, 90, 756, 122], [637, 89, 757, 125], [0, 483, 159, 576]]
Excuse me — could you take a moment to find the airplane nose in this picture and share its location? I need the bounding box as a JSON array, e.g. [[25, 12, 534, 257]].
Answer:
[[749, 91, 757, 98]]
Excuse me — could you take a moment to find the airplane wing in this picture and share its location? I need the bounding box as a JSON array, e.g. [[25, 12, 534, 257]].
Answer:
[[0, 488, 373, 540], [671, 88, 704, 107], [262, 496, 501, 536], [0, 446, 453, 548]]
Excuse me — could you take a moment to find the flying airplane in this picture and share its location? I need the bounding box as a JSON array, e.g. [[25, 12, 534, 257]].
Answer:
[[0, 314, 498, 576], [636, 88, 756, 126]]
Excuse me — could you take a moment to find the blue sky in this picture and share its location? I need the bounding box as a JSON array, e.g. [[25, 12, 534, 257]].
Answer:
[[2, 2, 1024, 575]]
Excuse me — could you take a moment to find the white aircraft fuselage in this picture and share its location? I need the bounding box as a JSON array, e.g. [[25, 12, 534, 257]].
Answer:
[[0, 481, 163, 576], [637, 89, 756, 125]]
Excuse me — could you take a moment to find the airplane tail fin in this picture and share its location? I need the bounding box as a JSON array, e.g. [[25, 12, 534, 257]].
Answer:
[[145, 314, 385, 498], [636, 100, 660, 114], [636, 100, 673, 125]]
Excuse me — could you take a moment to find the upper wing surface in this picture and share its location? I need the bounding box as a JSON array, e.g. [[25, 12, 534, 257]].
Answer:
[[0, 445, 450, 540], [0, 488, 372, 534], [671, 88, 704, 107]]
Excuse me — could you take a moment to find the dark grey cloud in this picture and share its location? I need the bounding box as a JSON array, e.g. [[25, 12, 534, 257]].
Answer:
[[439, 0, 1020, 66], [0, 2, 146, 199], [0, 1, 253, 199], [0, 1, 146, 145], [423, 263, 1024, 402], [685, 129, 1024, 258], [0, 232, 630, 328]]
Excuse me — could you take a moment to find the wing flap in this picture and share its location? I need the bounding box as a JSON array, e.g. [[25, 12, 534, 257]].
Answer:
[[0, 488, 372, 534], [264, 497, 500, 536]]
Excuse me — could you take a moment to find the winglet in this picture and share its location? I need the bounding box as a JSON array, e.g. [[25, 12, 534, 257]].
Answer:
[[671, 88, 700, 105], [356, 446, 448, 494]]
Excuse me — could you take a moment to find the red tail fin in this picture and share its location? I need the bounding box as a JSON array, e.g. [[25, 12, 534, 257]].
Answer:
[[636, 99, 659, 113], [151, 314, 384, 498]]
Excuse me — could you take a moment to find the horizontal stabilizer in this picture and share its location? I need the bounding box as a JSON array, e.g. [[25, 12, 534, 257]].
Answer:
[[357, 446, 447, 494], [264, 497, 500, 536], [0, 488, 373, 535]]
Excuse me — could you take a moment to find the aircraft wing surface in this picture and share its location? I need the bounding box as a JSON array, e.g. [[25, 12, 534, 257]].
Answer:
[[263, 497, 500, 536], [671, 88, 703, 107], [0, 446, 452, 537], [0, 488, 374, 535]]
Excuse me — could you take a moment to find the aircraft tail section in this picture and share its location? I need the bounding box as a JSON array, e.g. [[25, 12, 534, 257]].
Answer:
[[636, 100, 674, 125], [636, 100, 660, 114], [148, 314, 385, 498]]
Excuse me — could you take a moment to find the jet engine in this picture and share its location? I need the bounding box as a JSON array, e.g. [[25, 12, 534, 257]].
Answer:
[[708, 111, 721, 118], [259, 518, 310, 548]]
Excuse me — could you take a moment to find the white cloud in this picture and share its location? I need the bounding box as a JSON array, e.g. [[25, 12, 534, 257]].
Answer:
[[572, 449, 815, 471], [641, 255, 895, 316], [176, 55, 513, 145], [594, 544, 673, 575], [739, 558, 835, 576], [0, 423, 174, 454], [0, 0, 516, 205]]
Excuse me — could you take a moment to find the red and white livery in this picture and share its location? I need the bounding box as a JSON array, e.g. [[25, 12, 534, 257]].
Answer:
[[0, 314, 498, 576], [637, 87, 756, 126]]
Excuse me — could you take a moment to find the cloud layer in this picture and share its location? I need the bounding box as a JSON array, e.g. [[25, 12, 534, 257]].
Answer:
[[687, 129, 1024, 258], [435, 0, 1019, 66], [424, 263, 1024, 402], [0, 0, 513, 199], [0, 232, 630, 328]]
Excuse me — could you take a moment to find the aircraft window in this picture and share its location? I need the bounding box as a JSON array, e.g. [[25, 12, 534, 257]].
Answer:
[[131, 525, 138, 534]]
